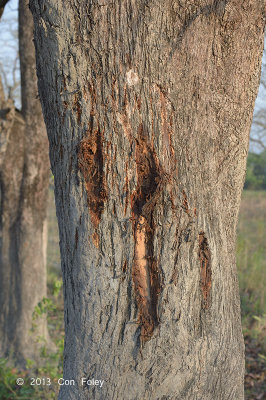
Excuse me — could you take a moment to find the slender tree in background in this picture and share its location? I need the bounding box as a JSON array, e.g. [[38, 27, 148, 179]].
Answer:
[[0, 0, 49, 366], [250, 53, 266, 152], [0, 0, 9, 19], [30, 1, 265, 399], [0, 4, 21, 106]]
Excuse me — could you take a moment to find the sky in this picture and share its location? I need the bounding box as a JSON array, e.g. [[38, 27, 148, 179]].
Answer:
[[0, 0, 265, 152], [0, 0, 19, 105]]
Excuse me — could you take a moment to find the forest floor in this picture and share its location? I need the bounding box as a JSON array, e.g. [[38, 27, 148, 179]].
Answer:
[[0, 189, 265, 399]]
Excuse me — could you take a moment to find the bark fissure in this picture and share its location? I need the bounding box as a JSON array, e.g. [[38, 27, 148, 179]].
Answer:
[[198, 231, 212, 309], [78, 127, 107, 246], [182, 190, 190, 215], [131, 126, 162, 343]]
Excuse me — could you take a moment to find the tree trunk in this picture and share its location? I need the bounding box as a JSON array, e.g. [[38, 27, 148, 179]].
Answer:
[[0, 0, 9, 19], [0, 0, 50, 366], [30, 1, 265, 398]]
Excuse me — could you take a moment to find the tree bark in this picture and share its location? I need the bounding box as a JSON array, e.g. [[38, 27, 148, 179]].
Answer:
[[30, 1, 265, 399], [0, 0, 50, 366]]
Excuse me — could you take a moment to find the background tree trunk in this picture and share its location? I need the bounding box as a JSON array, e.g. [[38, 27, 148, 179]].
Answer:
[[0, 0, 50, 366], [30, 1, 265, 398], [0, 0, 9, 19]]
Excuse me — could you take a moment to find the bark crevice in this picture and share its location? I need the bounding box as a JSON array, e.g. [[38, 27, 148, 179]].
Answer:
[[78, 127, 107, 246], [198, 231, 212, 309], [131, 125, 162, 343]]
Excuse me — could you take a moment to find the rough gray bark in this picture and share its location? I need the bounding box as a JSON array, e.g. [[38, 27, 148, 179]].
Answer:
[[30, 1, 265, 399], [0, 0, 49, 366]]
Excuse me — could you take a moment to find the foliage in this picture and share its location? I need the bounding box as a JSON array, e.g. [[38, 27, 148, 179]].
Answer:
[[0, 272, 64, 399], [32, 298, 56, 321], [244, 151, 266, 190]]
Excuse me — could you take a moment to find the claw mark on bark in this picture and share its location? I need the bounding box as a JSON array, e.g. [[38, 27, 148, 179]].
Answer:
[[131, 125, 162, 343], [78, 128, 107, 247], [198, 231, 212, 309]]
